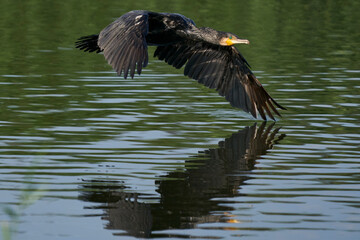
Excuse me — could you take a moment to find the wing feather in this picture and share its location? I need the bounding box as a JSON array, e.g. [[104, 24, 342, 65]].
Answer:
[[154, 42, 285, 120], [98, 10, 149, 78]]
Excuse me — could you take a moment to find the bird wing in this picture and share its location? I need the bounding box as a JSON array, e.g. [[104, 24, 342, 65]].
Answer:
[[98, 10, 149, 79], [154, 42, 285, 120]]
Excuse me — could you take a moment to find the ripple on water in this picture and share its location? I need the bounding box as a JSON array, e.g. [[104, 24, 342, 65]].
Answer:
[[1, 48, 360, 240]]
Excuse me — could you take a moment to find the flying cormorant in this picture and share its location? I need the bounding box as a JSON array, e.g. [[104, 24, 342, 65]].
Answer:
[[75, 10, 285, 120]]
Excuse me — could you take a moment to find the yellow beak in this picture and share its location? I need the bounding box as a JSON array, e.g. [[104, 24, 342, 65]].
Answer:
[[226, 38, 250, 46]]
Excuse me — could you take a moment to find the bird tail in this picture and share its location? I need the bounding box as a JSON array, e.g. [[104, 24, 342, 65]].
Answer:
[[75, 34, 102, 53]]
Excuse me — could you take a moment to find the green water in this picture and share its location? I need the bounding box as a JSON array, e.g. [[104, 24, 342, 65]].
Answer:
[[0, 0, 359, 239]]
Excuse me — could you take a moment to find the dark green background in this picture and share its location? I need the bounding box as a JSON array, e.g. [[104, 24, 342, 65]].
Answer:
[[0, 0, 359, 239]]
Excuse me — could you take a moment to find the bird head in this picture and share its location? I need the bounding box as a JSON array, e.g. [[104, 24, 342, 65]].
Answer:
[[220, 34, 250, 46]]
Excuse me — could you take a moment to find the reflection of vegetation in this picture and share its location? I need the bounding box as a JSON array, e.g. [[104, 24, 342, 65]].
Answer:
[[0, 2, 358, 238], [1, 171, 45, 240], [1, 0, 359, 72], [0, 0, 358, 158]]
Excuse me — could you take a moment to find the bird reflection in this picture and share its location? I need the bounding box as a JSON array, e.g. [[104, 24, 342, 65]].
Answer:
[[79, 122, 285, 238]]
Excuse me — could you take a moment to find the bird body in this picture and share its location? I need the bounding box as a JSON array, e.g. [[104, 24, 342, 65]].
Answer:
[[76, 10, 285, 120]]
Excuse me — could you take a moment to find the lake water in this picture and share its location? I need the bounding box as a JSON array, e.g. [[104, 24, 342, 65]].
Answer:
[[0, 0, 359, 239]]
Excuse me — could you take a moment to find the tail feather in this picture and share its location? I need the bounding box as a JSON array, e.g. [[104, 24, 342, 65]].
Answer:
[[75, 34, 101, 53]]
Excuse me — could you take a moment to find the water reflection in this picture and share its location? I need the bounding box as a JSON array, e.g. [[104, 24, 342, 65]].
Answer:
[[79, 123, 285, 238]]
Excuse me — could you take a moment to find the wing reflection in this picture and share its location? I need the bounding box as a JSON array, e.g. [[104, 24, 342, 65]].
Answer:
[[79, 123, 285, 238]]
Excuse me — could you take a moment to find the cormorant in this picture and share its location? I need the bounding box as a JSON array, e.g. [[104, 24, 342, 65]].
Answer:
[[75, 10, 286, 120]]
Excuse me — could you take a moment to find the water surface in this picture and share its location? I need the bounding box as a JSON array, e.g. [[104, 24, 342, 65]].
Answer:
[[0, 0, 359, 239]]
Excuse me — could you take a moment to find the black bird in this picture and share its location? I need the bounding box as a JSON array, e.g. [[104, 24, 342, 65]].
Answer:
[[75, 10, 286, 120]]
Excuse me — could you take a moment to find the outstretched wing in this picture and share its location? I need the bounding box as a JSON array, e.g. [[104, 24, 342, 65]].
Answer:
[[98, 10, 149, 79], [154, 42, 285, 120]]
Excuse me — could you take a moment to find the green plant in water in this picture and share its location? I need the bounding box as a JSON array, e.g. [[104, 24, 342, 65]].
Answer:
[[1, 171, 46, 240]]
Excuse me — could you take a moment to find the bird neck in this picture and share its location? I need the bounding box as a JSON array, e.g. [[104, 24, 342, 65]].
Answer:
[[182, 27, 222, 46]]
